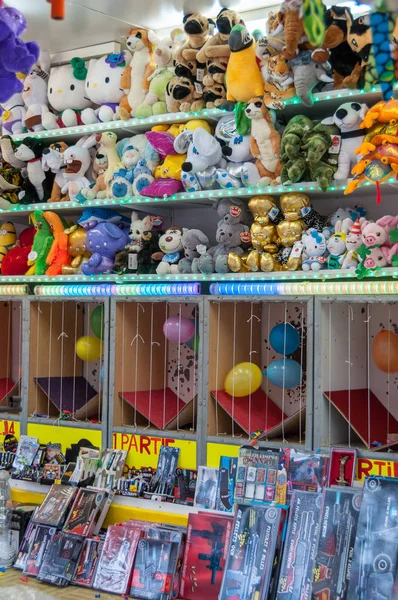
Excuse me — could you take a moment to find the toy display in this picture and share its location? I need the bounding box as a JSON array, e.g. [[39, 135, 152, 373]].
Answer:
[[73, 536, 104, 587], [63, 487, 108, 537], [216, 456, 237, 512], [347, 476, 398, 600], [235, 446, 279, 505], [328, 448, 357, 487], [277, 448, 329, 504], [276, 491, 323, 599], [146, 446, 180, 501], [33, 484, 77, 528], [130, 538, 179, 600], [194, 466, 219, 510], [37, 531, 84, 586], [312, 487, 362, 600], [24, 524, 57, 577]]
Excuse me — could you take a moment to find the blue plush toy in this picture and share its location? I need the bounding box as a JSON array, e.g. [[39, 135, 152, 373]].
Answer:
[[82, 222, 129, 275], [0, 6, 39, 103]]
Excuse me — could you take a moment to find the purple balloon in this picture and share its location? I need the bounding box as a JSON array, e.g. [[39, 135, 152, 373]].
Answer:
[[163, 316, 195, 343]]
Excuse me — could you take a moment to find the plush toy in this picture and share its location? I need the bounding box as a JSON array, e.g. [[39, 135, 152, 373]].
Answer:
[[214, 114, 261, 189], [175, 12, 214, 66], [43, 58, 92, 129], [22, 51, 51, 132], [302, 228, 328, 271], [114, 134, 158, 196], [0, 144, 24, 208], [228, 195, 280, 273], [281, 114, 313, 162], [341, 218, 362, 269], [0, 220, 16, 271], [141, 131, 185, 197], [174, 127, 223, 191], [61, 136, 97, 202], [77, 207, 130, 231], [26, 210, 54, 276], [321, 102, 368, 180], [276, 192, 309, 270], [136, 230, 164, 274], [43, 211, 71, 276], [15, 137, 55, 202], [222, 25, 264, 109], [1, 225, 35, 275], [80, 144, 108, 201], [41, 141, 69, 203], [299, 205, 328, 234], [134, 30, 183, 118], [61, 225, 90, 275], [202, 73, 227, 108], [358, 245, 397, 271], [151, 226, 187, 275], [326, 220, 347, 269], [244, 97, 282, 185], [262, 52, 296, 108], [1, 90, 25, 135], [94, 131, 123, 196], [276, 0, 305, 60], [114, 211, 163, 273], [215, 197, 252, 227], [0, 6, 40, 103], [81, 52, 128, 124], [289, 50, 333, 106], [119, 29, 156, 120], [361, 216, 398, 248], [82, 223, 129, 275], [178, 228, 210, 273], [345, 9, 376, 92], [165, 69, 205, 113]]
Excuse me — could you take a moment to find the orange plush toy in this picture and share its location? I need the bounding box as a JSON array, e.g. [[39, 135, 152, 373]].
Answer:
[[44, 211, 71, 275]]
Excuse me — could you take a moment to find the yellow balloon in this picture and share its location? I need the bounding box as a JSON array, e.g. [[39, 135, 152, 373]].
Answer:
[[76, 336, 103, 362], [224, 362, 263, 397]]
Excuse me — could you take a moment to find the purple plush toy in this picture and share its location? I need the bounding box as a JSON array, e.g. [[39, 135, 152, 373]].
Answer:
[[82, 222, 129, 275], [0, 6, 40, 103]]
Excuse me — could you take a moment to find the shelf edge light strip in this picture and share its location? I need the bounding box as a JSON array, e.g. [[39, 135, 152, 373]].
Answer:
[[209, 281, 398, 296], [0, 284, 27, 296], [34, 283, 201, 297]]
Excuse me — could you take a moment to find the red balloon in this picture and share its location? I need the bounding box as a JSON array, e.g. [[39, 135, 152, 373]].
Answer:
[[372, 330, 398, 373]]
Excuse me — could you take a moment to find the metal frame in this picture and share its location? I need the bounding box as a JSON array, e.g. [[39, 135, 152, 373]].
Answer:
[[314, 295, 398, 459], [202, 295, 314, 461], [23, 295, 111, 445], [108, 296, 206, 466]]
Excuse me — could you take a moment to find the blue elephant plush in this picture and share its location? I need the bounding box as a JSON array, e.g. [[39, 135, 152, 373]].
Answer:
[[0, 6, 40, 103], [82, 222, 129, 275]]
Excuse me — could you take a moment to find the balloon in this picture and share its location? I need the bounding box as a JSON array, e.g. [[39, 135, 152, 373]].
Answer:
[[76, 336, 103, 362], [264, 358, 302, 389], [186, 332, 199, 353], [372, 330, 398, 373], [225, 362, 262, 397], [163, 316, 195, 343], [90, 305, 104, 340], [100, 365, 104, 382], [270, 323, 300, 355]]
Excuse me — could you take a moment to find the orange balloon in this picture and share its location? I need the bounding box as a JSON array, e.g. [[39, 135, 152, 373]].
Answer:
[[372, 330, 398, 373]]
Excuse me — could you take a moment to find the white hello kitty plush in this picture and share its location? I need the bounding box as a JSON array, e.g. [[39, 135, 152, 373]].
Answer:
[[22, 50, 51, 132], [42, 57, 92, 130], [302, 228, 328, 271], [81, 52, 129, 124]]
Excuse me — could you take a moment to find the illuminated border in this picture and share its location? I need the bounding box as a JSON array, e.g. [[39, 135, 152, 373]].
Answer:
[[209, 281, 398, 296], [34, 283, 201, 297], [0, 284, 27, 295]]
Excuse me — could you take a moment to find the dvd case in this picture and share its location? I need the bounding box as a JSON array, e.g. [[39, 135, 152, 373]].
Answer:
[[276, 490, 324, 599], [347, 476, 398, 600], [130, 538, 179, 600], [219, 504, 285, 600], [93, 525, 141, 594], [37, 531, 84, 586], [312, 487, 362, 600], [33, 484, 77, 528]]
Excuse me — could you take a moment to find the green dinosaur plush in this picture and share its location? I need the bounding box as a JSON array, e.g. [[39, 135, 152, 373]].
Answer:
[[26, 210, 54, 276], [281, 115, 314, 162], [309, 161, 336, 192], [300, 123, 339, 191], [281, 155, 308, 185]]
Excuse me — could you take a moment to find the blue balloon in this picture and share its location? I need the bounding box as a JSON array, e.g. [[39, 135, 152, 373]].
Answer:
[[263, 359, 302, 389], [269, 323, 300, 355], [100, 365, 104, 382]]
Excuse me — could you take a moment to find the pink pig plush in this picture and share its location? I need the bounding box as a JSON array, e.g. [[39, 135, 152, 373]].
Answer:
[[360, 216, 398, 248], [363, 243, 398, 269]]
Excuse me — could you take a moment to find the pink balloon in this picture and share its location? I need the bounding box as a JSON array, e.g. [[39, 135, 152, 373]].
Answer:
[[163, 316, 195, 343]]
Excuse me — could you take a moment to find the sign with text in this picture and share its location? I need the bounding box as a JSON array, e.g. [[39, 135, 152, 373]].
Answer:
[[0, 419, 20, 448], [27, 423, 102, 454], [112, 432, 196, 471], [356, 457, 398, 481]]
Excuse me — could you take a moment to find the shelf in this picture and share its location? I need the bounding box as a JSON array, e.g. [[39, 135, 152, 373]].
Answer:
[[0, 179, 394, 217]]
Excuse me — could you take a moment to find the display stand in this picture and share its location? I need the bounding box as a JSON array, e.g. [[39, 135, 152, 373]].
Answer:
[[119, 389, 193, 430], [34, 376, 99, 419]]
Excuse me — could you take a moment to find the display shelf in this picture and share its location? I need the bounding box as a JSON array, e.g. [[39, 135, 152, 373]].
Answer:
[[0, 178, 394, 216]]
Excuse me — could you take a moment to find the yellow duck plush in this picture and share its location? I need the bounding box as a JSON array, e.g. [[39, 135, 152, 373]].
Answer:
[[223, 25, 264, 109]]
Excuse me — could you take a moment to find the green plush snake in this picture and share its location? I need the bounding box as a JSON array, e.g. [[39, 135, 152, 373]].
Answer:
[[302, 0, 326, 47]]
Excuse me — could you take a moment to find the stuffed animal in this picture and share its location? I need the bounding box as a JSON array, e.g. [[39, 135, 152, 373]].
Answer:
[[327, 220, 347, 269], [118, 29, 156, 120], [357, 244, 398, 275], [114, 211, 163, 273], [302, 228, 328, 271], [136, 230, 164, 274], [151, 226, 187, 275], [281, 114, 313, 162], [80, 144, 108, 201], [61, 136, 97, 202], [214, 114, 261, 189], [43, 211, 71, 276], [15, 137, 55, 202], [82, 223, 129, 275], [115, 134, 158, 196], [42, 141, 69, 202], [134, 30, 183, 118], [341, 218, 362, 269], [361, 216, 398, 248], [81, 52, 128, 124], [321, 102, 368, 180], [262, 52, 296, 108], [95, 131, 123, 196], [289, 50, 333, 106], [1, 91, 25, 135], [61, 225, 91, 274], [299, 205, 328, 234], [22, 51, 51, 132], [222, 25, 264, 109], [345, 9, 375, 91], [0, 6, 40, 103], [178, 228, 210, 273], [174, 127, 223, 191], [175, 12, 214, 66], [77, 207, 130, 231], [165, 69, 205, 113], [26, 210, 54, 276], [0, 221, 16, 271], [1, 225, 35, 275], [277, 0, 305, 60], [141, 131, 185, 197], [244, 97, 282, 185]]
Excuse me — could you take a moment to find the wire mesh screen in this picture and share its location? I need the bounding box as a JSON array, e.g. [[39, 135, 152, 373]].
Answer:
[[0, 300, 23, 411], [29, 300, 105, 422], [208, 300, 308, 445], [319, 300, 398, 451], [113, 301, 199, 432]]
